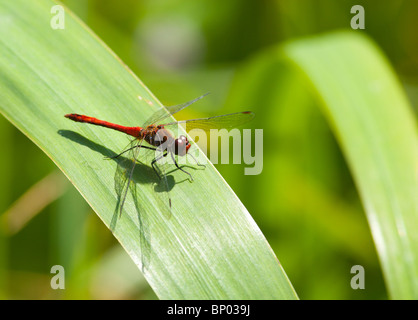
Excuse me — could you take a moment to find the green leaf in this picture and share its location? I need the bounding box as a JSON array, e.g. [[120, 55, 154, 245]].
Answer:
[[228, 32, 418, 299], [285, 33, 418, 299], [0, 0, 297, 299]]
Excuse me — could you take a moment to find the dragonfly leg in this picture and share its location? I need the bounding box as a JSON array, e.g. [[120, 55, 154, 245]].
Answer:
[[171, 152, 194, 182], [151, 152, 168, 180], [188, 153, 206, 168], [108, 145, 157, 159]]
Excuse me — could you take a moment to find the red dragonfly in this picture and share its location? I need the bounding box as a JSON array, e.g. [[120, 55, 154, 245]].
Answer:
[[65, 94, 254, 215]]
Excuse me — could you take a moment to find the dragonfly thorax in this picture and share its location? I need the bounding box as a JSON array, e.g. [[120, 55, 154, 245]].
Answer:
[[143, 125, 190, 156]]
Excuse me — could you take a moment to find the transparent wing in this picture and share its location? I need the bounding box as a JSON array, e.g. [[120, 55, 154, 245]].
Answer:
[[163, 111, 255, 133], [113, 138, 173, 217], [114, 138, 144, 216], [151, 147, 173, 216], [143, 93, 209, 127], [112, 138, 153, 270]]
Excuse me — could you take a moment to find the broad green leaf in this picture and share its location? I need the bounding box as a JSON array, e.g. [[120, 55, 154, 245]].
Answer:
[[228, 32, 418, 299], [284, 33, 418, 299], [0, 0, 297, 299]]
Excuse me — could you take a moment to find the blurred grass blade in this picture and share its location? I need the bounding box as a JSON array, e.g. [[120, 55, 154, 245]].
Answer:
[[1, 171, 68, 235], [230, 31, 417, 299], [0, 0, 297, 299], [283, 33, 418, 299]]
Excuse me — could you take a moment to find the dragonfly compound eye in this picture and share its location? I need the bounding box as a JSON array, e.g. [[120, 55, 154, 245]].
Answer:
[[175, 135, 189, 156]]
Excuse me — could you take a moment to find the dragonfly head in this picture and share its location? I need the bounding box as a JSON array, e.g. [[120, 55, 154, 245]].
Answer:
[[174, 135, 190, 156]]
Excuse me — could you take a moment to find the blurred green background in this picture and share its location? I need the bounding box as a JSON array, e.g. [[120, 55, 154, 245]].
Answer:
[[1, 0, 417, 299]]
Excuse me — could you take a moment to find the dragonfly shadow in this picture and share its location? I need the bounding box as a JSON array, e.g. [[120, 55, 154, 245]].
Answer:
[[58, 130, 175, 187], [58, 129, 175, 272]]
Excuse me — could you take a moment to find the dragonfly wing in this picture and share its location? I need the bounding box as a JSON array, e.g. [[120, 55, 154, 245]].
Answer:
[[112, 138, 153, 270], [151, 148, 173, 216], [143, 93, 209, 127], [163, 111, 255, 133], [114, 138, 144, 216]]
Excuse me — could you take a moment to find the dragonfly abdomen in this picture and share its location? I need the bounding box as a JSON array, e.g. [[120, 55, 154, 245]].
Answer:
[[65, 114, 143, 138]]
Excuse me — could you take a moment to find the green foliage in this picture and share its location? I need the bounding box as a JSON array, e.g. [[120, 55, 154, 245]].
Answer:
[[0, 0, 297, 299], [0, 0, 416, 300], [227, 32, 418, 299]]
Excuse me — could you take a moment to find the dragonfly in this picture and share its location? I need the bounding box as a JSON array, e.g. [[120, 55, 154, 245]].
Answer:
[[65, 94, 255, 215]]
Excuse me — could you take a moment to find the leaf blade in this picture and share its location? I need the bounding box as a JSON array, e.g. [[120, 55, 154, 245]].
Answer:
[[0, 0, 297, 299], [282, 32, 418, 299]]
